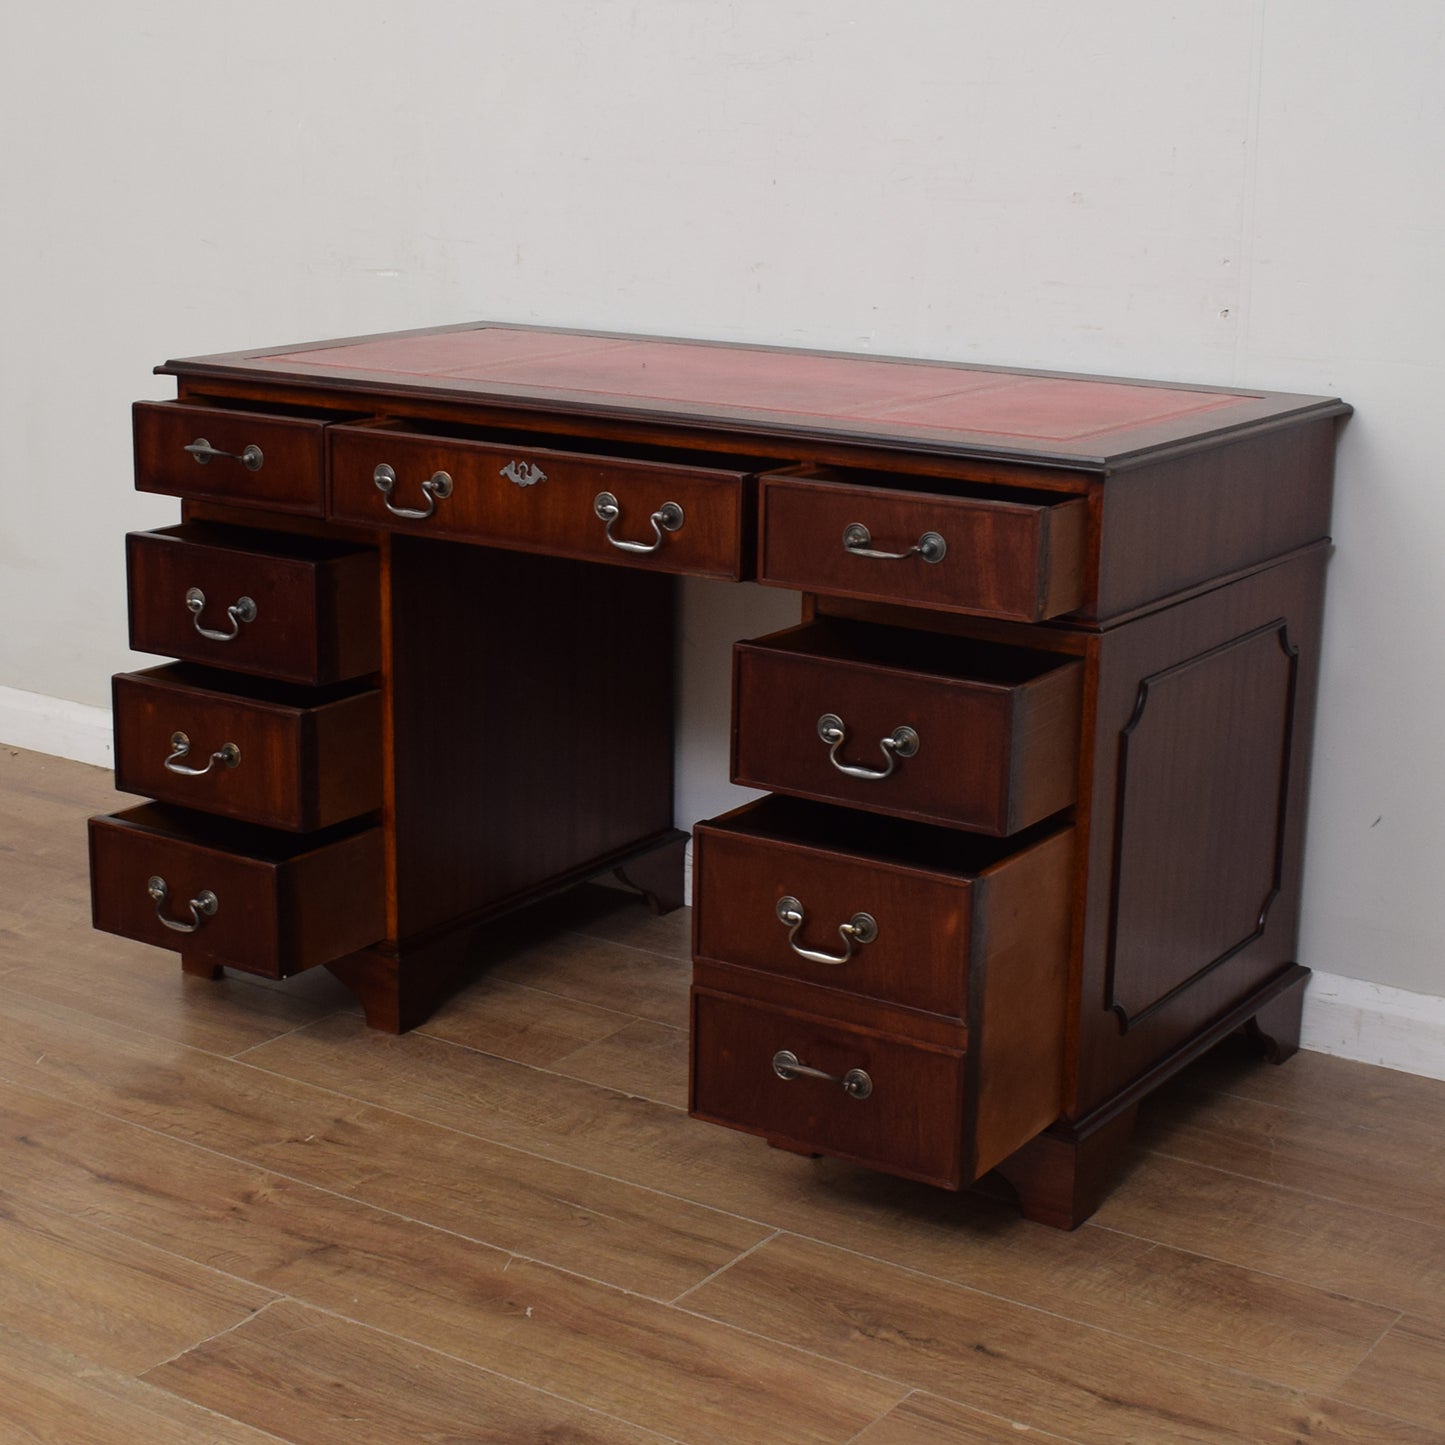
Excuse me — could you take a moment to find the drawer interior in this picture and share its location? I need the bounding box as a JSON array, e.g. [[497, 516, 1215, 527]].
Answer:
[[703, 794, 1065, 876], [138, 520, 377, 565], [351, 416, 783, 476], [176, 395, 375, 423], [125, 662, 374, 709], [106, 801, 375, 861], [766, 462, 1080, 508], [746, 618, 1076, 686]]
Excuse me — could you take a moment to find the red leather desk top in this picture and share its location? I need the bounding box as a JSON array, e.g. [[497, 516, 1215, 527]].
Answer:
[[164, 323, 1347, 468]]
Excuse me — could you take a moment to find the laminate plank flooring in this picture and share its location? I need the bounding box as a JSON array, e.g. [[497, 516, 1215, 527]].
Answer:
[[0, 1325, 283, 1445], [0, 1187, 272, 1373], [3, 746, 1444, 1443], [143, 1299, 678, 1444], [1335, 1315, 1445, 1433]]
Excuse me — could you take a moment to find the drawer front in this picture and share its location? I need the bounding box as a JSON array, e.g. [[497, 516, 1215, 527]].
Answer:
[[693, 815, 972, 1018], [112, 665, 383, 832], [732, 624, 1082, 835], [88, 805, 385, 978], [691, 989, 966, 1188], [134, 401, 328, 514], [126, 525, 381, 685], [759, 473, 1088, 621], [329, 424, 754, 579]]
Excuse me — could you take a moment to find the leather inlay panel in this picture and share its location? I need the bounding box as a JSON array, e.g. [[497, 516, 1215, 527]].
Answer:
[[270, 329, 1247, 440]]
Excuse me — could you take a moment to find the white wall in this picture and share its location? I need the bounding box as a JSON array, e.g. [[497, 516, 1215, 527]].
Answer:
[[3, 1, 1442, 1003]]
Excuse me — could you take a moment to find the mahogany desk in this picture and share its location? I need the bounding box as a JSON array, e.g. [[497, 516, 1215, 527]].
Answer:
[[89, 323, 1348, 1227]]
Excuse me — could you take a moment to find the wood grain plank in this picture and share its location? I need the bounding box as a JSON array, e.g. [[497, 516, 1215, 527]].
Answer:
[[551, 1019, 691, 1109], [0, 949, 350, 1058], [1162, 1037, 1445, 1128], [1095, 1151, 1445, 1326], [416, 975, 635, 1066], [684, 1234, 1440, 1445], [0, 746, 125, 814], [237, 1009, 826, 1212], [0, 1187, 272, 1373], [489, 928, 691, 1028], [755, 1178, 1399, 1397], [144, 1299, 673, 1444], [0, 994, 766, 1299], [1134, 1062, 1445, 1229], [0, 1322, 283, 1444], [851, 1392, 1083, 1444], [0, 1085, 902, 1445], [1334, 1317, 1445, 1434]]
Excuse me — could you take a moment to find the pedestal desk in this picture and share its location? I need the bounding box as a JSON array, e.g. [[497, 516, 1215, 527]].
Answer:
[[88, 323, 1348, 1228]]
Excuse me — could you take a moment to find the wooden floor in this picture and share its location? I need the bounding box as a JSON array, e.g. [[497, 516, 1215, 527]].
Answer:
[[3, 746, 1444, 1444]]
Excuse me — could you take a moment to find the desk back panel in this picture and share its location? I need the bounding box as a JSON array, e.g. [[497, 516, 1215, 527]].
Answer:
[[387, 536, 677, 943]]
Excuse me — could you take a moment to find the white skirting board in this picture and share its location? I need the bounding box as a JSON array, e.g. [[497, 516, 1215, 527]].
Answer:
[[1299, 973, 1445, 1082], [0, 685, 112, 769], [6, 687, 1442, 1082]]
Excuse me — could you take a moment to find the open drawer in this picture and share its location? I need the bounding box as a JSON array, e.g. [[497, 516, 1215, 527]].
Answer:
[[732, 619, 1083, 835], [126, 524, 380, 685], [134, 399, 367, 515], [88, 804, 385, 978], [759, 465, 1089, 621], [693, 795, 1074, 1021], [112, 664, 382, 832]]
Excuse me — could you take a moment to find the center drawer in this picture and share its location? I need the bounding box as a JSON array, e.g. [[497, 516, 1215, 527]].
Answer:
[[112, 664, 382, 832], [732, 620, 1083, 835], [329, 419, 770, 579]]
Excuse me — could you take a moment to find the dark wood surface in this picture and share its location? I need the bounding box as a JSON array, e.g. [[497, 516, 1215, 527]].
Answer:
[[1071, 545, 1328, 1114], [386, 536, 677, 944], [112, 664, 382, 831], [329, 419, 760, 580], [126, 524, 381, 685], [732, 620, 1082, 835], [694, 797, 1071, 1022], [1091, 417, 1339, 621], [968, 824, 1074, 1178], [89, 804, 384, 978], [694, 801, 980, 1019], [133, 400, 332, 516], [759, 470, 1089, 621], [693, 801, 1074, 1193], [691, 986, 969, 1189]]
